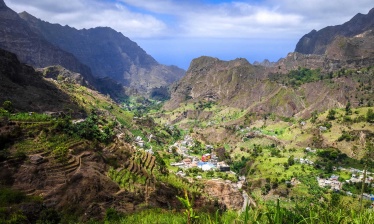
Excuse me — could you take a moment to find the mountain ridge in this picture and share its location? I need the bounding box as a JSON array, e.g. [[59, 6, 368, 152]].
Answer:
[[0, 1, 94, 86], [164, 56, 373, 119], [18, 11, 185, 95], [165, 9, 374, 118], [295, 7, 374, 54]]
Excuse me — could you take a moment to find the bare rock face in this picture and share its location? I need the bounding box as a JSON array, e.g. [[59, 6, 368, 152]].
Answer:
[[295, 8, 374, 55], [19, 12, 185, 95], [204, 180, 244, 210], [325, 30, 374, 61], [164, 56, 269, 111]]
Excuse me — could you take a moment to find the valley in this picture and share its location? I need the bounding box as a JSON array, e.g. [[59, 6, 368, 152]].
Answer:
[[0, 0, 374, 223]]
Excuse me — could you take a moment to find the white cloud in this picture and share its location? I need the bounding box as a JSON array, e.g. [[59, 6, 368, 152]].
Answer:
[[3, 0, 373, 68], [267, 0, 374, 29], [175, 2, 303, 38], [4, 0, 168, 38], [4, 0, 373, 39]]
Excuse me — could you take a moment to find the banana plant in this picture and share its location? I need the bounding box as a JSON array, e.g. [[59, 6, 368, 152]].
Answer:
[[176, 190, 199, 224]]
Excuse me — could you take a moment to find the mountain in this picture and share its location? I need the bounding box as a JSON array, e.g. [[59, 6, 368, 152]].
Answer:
[[19, 12, 185, 95], [164, 56, 373, 119], [0, 1, 93, 86], [295, 8, 374, 55], [165, 8, 374, 119], [0, 48, 84, 114], [0, 47, 219, 222]]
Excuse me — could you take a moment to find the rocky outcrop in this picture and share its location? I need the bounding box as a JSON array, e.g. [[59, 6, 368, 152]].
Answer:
[[204, 180, 244, 210], [164, 56, 269, 110], [19, 12, 185, 94], [295, 8, 374, 55], [325, 30, 374, 61]]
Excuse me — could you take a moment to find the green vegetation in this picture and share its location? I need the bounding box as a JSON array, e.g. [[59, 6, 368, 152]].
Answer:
[[176, 190, 199, 224], [0, 187, 46, 223], [269, 67, 323, 86], [108, 167, 147, 188], [286, 68, 322, 86], [102, 198, 374, 224], [1, 62, 374, 223]]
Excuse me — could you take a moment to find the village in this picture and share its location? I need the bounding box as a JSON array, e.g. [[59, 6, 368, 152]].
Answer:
[[168, 135, 231, 172], [133, 132, 374, 204], [134, 134, 231, 174]]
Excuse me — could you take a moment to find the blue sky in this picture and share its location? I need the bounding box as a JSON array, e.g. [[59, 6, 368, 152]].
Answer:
[[5, 0, 374, 69]]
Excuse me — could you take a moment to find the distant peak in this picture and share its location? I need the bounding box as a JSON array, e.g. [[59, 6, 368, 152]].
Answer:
[[19, 11, 32, 16], [308, 29, 317, 35], [368, 7, 374, 15], [19, 11, 38, 20], [232, 57, 250, 66], [0, 0, 7, 8]]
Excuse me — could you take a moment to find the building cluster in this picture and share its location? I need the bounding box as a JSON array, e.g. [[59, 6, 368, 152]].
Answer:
[[317, 175, 342, 191], [169, 135, 230, 173], [346, 173, 374, 185], [317, 168, 374, 201], [135, 136, 145, 148], [294, 157, 314, 165], [304, 147, 316, 153]]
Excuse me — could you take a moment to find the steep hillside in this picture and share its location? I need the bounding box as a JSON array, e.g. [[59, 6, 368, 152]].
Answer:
[[164, 56, 373, 119], [0, 48, 83, 114], [0, 1, 93, 85], [19, 12, 185, 94], [165, 57, 267, 110], [0, 47, 224, 222], [325, 30, 374, 61], [295, 8, 374, 54], [0, 56, 216, 222]]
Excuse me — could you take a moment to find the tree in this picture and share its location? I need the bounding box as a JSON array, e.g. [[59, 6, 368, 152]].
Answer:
[[367, 109, 374, 123], [288, 155, 295, 166], [2, 100, 13, 112], [345, 101, 352, 115], [154, 152, 168, 175], [326, 161, 333, 173], [327, 109, 336, 120], [311, 110, 318, 123]]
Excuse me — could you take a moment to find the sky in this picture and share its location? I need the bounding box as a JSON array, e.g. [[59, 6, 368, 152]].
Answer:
[[4, 0, 374, 69]]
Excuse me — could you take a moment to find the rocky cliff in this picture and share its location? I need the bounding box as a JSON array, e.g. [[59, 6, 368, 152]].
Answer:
[[19, 12, 185, 94], [295, 8, 374, 55], [204, 180, 244, 210]]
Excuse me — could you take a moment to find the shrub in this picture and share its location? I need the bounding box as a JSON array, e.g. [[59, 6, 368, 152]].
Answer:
[[37, 209, 61, 224], [52, 146, 68, 163], [0, 188, 26, 206], [338, 131, 356, 141], [367, 109, 374, 123], [2, 100, 13, 113], [327, 109, 336, 120]]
